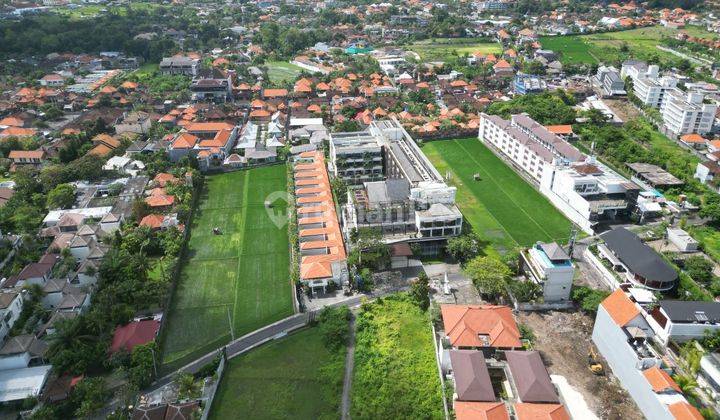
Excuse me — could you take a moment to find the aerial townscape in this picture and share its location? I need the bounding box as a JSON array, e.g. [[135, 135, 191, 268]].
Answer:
[[4, 0, 720, 419]]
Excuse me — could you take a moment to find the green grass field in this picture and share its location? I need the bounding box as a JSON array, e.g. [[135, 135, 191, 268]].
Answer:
[[160, 166, 293, 370], [351, 294, 443, 419], [405, 38, 502, 61], [422, 138, 574, 253], [689, 226, 720, 264], [210, 327, 344, 420], [265, 61, 303, 84], [541, 26, 695, 66]]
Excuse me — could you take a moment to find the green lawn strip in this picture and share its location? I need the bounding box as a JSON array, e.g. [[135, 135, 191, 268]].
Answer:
[[423, 138, 573, 248], [266, 61, 303, 84], [541, 26, 687, 66], [689, 226, 720, 264], [210, 327, 344, 420], [408, 40, 502, 61], [351, 294, 443, 419], [160, 166, 292, 368], [421, 142, 515, 250]]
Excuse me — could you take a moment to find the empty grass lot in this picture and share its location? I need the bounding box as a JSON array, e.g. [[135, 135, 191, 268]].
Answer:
[[265, 61, 304, 84], [422, 138, 573, 253], [404, 38, 502, 61], [210, 327, 345, 420], [160, 165, 293, 370], [351, 294, 443, 419], [540, 26, 703, 66]]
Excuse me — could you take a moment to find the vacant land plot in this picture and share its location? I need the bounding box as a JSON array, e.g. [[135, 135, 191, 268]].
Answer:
[[161, 166, 293, 370], [266, 61, 303, 84], [210, 327, 344, 420], [541, 26, 687, 66], [517, 311, 642, 419], [422, 138, 573, 252], [405, 38, 502, 61], [351, 294, 443, 419]]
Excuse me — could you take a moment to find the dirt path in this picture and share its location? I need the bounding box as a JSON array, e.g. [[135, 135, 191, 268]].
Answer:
[[341, 313, 356, 420], [517, 311, 642, 420]]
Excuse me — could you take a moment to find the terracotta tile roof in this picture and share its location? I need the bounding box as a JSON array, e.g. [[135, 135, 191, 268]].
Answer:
[[171, 132, 199, 149], [600, 289, 640, 327], [9, 150, 45, 160], [0, 127, 36, 137], [294, 152, 346, 281], [263, 88, 288, 98], [110, 319, 160, 353], [680, 133, 706, 143], [139, 214, 165, 229], [185, 122, 234, 132], [154, 173, 179, 187], [514, 403, 570, 420], [0, 117, 24, 127], [87, 143, 113, 156], [145, 194, 175, 207], [668, 401, 703, 420], [454, 401, 509, 420], [643, 366, 681, 393], [545, 125, 573, 135], [441, 305, 521, 348]]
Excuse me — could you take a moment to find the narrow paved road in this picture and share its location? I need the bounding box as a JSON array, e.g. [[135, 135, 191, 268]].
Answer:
[[341, 313, 356, 420]]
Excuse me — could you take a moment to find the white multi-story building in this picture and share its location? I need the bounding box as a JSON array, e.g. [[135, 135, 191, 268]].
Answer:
[[479, 113, 636, 233], [660, 90, 717, 137], [478, 113, 585, 181], [622, 61, 717, 137], [341, 120, 463, 253], [0, 293, 22, 345], [540, 160, 638, 234], [329, 131, 384, 184], [592, 290, 705, 420], [520, 242, 574, 302]]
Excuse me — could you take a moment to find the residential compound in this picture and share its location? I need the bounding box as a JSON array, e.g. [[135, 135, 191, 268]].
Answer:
[[593, 289, 715, 420], [439, 305, 572, 420], [621, 61, 717, 137], [594, 65, 626, 97], [292, 151, 348, 294], [335, 120, 462, 253], [479, 113, 638, 233]]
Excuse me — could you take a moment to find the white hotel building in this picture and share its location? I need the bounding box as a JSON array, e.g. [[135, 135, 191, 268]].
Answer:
[[479, 113, 638, 233], [621, 61, 717, 137]]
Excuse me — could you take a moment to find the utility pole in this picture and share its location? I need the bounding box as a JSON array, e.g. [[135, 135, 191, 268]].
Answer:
[[567, 228, 578, 258]]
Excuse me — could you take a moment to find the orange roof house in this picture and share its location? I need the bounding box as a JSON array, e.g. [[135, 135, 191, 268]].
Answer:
[[0, 127, 37, 138], [294, 152, 347, 284], [153, 173, 179, 187], [545, 125, 574, 136], [0, 117, 25, 127], [145, 194, 175, 208], [514, 403, 570, 420], [139, 214, 166, 229], [454, 401, 509, 420], [440, 305, 522, 348], [171, 133, 199, 150], [263, 88, 288, 99], [668, 402, 703, 420], [643, 366, 681, 393], [680, 133, 706, 145], [600, 289, 641, 327]]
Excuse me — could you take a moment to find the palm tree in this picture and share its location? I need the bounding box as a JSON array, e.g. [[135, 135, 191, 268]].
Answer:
[[46, 318, 98, 359], [674, 374, 698, 397]]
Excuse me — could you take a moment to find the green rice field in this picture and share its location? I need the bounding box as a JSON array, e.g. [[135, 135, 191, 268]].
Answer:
[[422, 138, 574, 253], [210, 327, 344, 420], [160, 165, 293, 371]]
